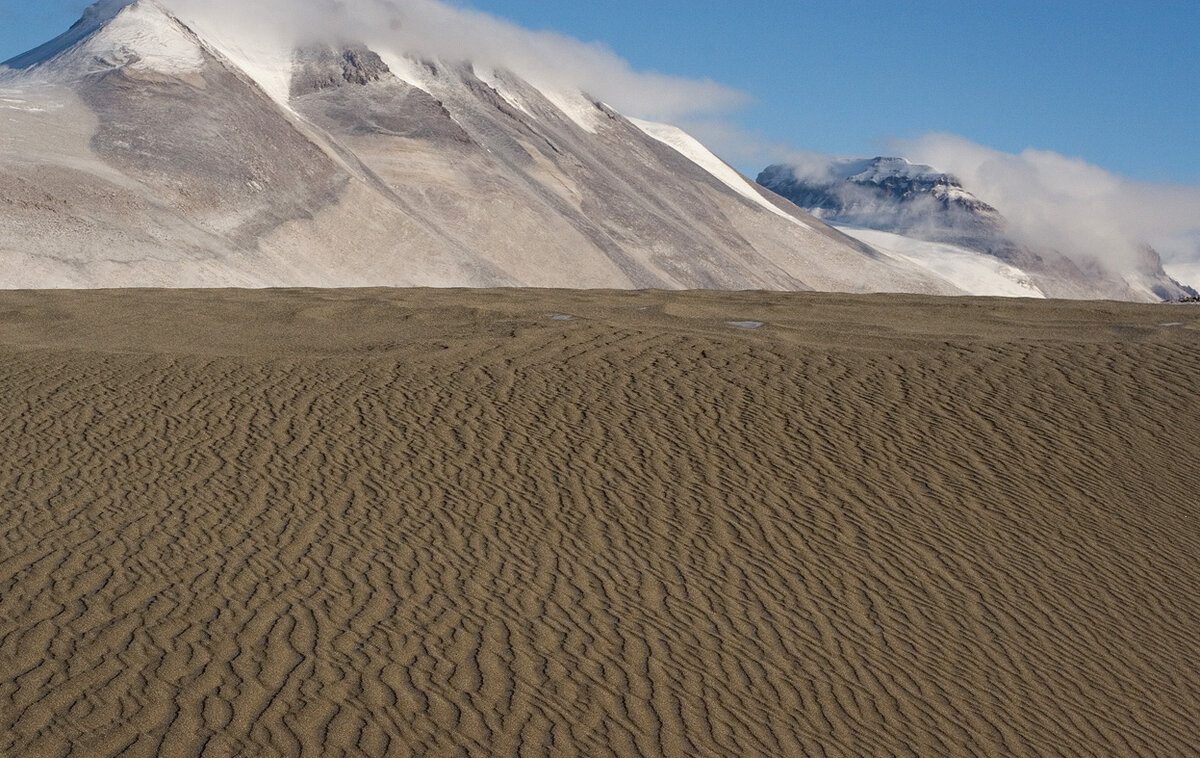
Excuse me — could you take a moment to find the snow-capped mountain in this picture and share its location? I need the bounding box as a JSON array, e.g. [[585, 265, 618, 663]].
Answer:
[[759, 158, 1005, 247], [3, 0, 1187, 300], [759, 158, 1196, 301], [0, 0, 960, 293]]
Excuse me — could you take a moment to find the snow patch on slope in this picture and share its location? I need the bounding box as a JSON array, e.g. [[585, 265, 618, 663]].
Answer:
[[840, 226, 1045, 298], [0, 89, 59, 112], [631, 118, 808, 228], [93, 2, 204, 74], [376, 52, 433, 93], [165, 10, 295, 104], [2, 0, 132, 71], [472, 65, 534, 117], [540, 89, 603, 133]]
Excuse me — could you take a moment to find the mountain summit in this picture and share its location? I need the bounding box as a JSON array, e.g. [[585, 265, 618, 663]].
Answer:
[[0, 0, 957, 292], [759, 158, 1003, 240], [3, 0, 202, 78]]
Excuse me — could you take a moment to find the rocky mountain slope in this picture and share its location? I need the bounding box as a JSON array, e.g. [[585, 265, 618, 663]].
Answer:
[[759, 158, 1195, 301], [0, 0, 956, 292]]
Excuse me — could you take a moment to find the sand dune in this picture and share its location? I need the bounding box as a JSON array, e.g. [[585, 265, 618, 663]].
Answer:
[[1, 289, 1198, 757]]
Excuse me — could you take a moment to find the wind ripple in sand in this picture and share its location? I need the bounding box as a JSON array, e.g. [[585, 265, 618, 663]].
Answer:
[[0, 289, 1198, 757]]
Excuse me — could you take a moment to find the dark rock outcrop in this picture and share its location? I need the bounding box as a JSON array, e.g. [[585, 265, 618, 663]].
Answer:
[[290, 45, 392, 97]]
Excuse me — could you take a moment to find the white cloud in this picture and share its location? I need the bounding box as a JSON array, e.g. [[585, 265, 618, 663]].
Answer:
[[893, 133, 1200, 275], [161, 0, 749, 122]]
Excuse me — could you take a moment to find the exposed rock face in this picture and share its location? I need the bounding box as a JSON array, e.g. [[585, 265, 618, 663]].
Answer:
[[761, 158, 1014, 252], [291, 45, 392, 97], [763, 158, 991, 216], [292, 54, 471, 142]]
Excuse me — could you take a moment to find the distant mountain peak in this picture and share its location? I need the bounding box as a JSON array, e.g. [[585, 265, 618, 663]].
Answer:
[[758, 157, 1002, 239], [758, 155, 1196, 301], [827, 158, 974, 203]]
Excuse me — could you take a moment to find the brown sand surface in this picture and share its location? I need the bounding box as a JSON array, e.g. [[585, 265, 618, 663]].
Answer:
[[1, 288, 1199, 757]]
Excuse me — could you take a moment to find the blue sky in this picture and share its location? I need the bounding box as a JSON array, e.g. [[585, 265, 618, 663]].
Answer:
[[2, 0, 1197, 183]]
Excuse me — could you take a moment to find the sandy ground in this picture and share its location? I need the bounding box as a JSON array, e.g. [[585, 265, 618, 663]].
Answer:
[[1, 288, 1198, 757]]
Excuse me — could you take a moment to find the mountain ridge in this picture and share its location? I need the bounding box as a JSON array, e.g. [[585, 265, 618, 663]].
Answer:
[[1, 0, 960, 292]]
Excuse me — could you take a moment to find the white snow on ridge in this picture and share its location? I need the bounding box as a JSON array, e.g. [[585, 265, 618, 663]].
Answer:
[[2, 0, 205, 80], [378, 52, 434, 93], [91, 2, 204, 74], [540, 89, 603, 133], [630, 118, 808, 228], [1, 0, 297, 105], [167, 8, 296, 105], [472, 65, 533, 117], [839, 226, 1045, 299], [1, 0, 132, 72]]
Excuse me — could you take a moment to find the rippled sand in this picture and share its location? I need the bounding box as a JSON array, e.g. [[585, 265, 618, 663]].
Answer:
[[1, 289, 1198, 757]]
